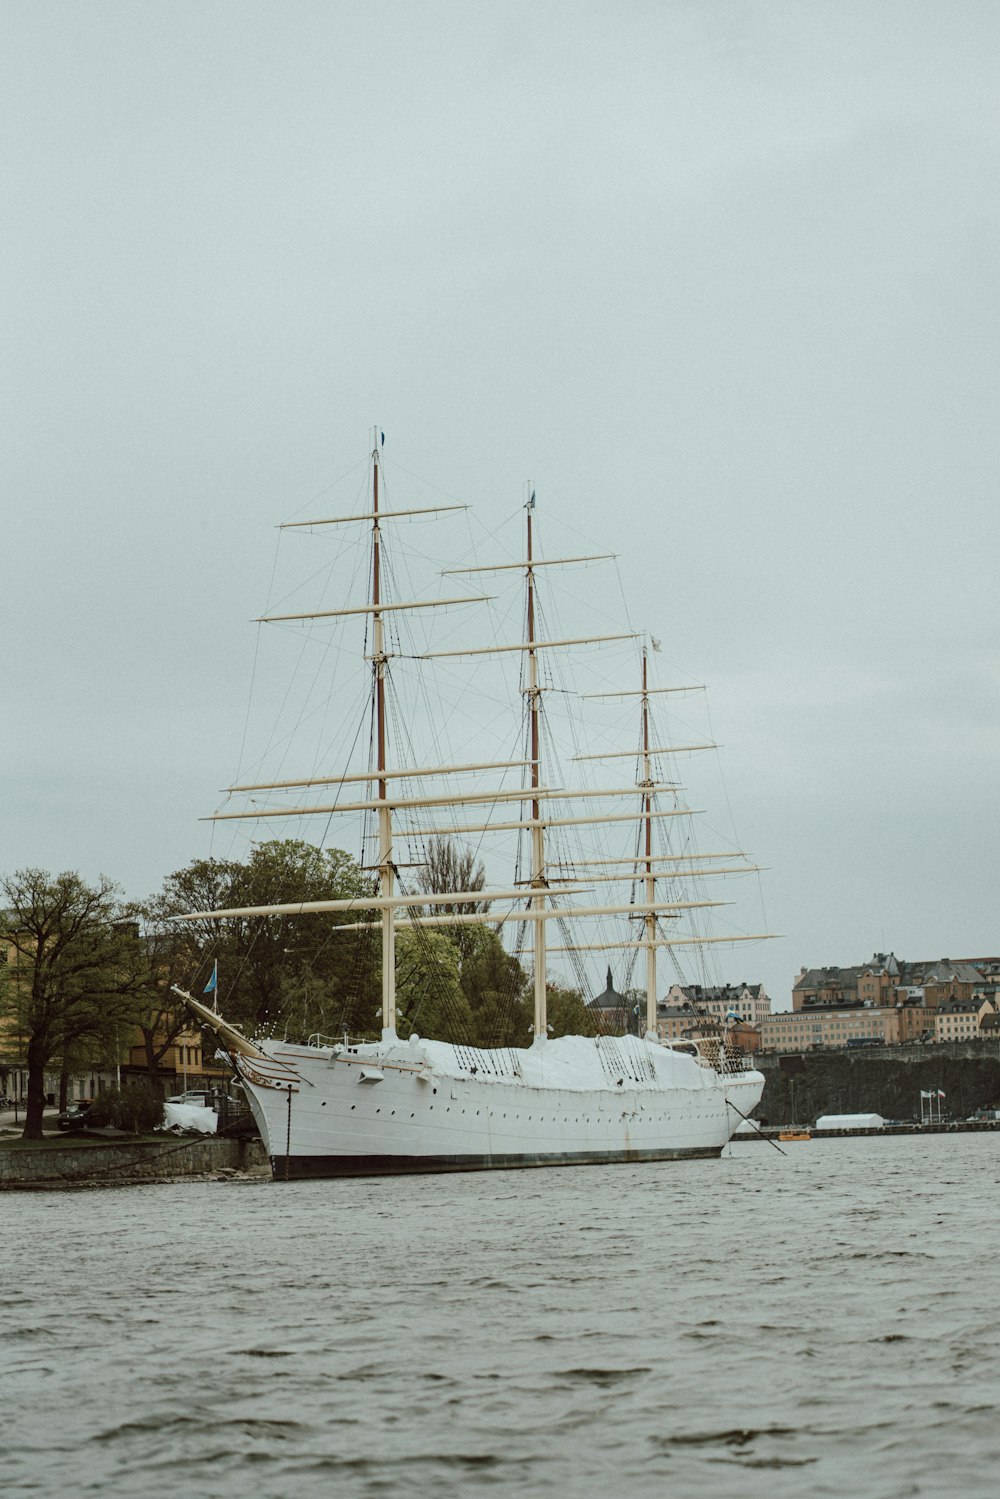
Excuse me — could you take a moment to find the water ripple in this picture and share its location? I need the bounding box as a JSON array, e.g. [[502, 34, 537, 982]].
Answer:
[[3, 1136, 1000, 1497]]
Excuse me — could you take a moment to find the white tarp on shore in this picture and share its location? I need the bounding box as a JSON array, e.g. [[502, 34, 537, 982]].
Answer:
[[161, 1102, 218, 1134]]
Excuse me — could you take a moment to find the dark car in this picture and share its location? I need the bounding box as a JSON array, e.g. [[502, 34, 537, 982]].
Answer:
[[57, 1101, 96, 1132]]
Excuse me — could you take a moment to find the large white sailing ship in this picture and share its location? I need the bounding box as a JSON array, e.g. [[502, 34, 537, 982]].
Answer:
[[174, 436, 768, 1178]]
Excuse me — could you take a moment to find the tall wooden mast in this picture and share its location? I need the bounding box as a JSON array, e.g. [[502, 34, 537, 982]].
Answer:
[[371, 432, 397, 1039], [526, 497, 547, 1044], [640, 649, 658, 1036]]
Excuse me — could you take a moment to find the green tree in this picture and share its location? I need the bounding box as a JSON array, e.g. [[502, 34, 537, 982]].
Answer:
[[162, 840, 377, 1037], [411, 836, 530, 1043], [455, 923, 530, 1045], [0, 870, 145, 1140], [546, 981, 601, 1039], [394, 927, 475, 1043], [128, 898, 206, 1092]]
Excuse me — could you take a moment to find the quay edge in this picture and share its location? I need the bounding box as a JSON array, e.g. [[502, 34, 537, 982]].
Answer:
[[0, 1135, 268, 1190]]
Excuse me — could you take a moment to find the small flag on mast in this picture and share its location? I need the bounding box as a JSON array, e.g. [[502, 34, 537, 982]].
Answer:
[[651, 636, 662, 653], [203, 960, 217, 996], [527, 488, 536, 510]]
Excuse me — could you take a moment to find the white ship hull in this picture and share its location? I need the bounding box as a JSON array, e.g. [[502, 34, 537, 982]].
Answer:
[[234, 1032, 764, 1180]]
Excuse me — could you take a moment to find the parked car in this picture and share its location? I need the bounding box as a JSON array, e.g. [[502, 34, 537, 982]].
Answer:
[[57, 1101, 96, 1132], [165, 1091, 214, 1108]]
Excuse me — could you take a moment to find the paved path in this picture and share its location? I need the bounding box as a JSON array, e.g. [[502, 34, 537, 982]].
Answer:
[[0, 1105, 64, 1135]]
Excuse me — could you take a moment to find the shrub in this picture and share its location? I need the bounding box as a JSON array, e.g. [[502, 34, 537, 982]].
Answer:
[[89, 1084, 163, 1133], [86, 1092, 114, 1127]]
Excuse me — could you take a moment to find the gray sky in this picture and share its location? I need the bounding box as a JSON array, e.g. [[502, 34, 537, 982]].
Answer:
[[3, 1, 998, 1008]]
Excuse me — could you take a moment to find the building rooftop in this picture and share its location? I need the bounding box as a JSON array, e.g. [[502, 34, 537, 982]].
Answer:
[[589, 966, 627, 1013]]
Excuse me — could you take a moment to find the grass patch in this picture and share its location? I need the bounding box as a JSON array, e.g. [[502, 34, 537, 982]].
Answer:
[[0, 1131, 164, 1151]]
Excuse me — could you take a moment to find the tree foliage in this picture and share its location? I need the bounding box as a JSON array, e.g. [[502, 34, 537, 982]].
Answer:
[[161, 840, 378, 1038], [417, 836, 490, 915], [122, 895, 207, 1089], [88, 1081, 163, 1133], [546, 981, 602, 1039], [0, 869, 146, 1139], [455, 923, 530, 1045]]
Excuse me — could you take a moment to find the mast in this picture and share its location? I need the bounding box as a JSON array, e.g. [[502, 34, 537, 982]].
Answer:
[[526, 494, 547, 1045], [372, 432, 396, 1040], [640, 649, 657, 1036]]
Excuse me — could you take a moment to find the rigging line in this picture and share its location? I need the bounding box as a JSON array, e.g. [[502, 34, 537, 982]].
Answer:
[[532, 547, 638, 646], [622, 945, 640, 997], [438, 502, 535, 577], [232, 631, 354, 805], [260, 532, 369, 618], [378, 456, 470, 511], [491, 932, 528, 1047], [395, 873, 476, 1043], [233, 577, 279, 789], [313, 709, 371, 855], [226, 519, 287, 805], [702, 696, 765, 943], [614, 554, 636, 639], [272, 642, 366, 789], [279, 456, 370, 525], [337, 923, 372, 1038], [553, 912, 591, 1004]]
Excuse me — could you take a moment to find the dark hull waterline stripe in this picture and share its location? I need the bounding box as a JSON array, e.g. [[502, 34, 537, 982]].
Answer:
[[270, 1145, 724, 1180]]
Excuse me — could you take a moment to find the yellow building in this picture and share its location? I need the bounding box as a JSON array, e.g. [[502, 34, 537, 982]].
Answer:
[[760, 1006, 897, 1052], [934, 998, 995, 1043], [125, 1021, 229, 1092]]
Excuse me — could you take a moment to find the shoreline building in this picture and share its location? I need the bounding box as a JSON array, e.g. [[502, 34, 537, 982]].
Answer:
[[655, 982, 769, 1054], [662, 981, 771, 1030], [761, 952, 1000, 1053]]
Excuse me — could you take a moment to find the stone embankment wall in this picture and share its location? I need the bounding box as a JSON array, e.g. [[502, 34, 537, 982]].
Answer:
[[757, 1040, 1000, 1125], [0, 1135, 269, 1190]]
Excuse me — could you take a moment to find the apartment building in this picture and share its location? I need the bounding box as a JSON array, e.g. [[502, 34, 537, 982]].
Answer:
[[761, 948, 1000, 1052], [760, 1005, 897, 1052], [793, 953, 990, 1013], [934, 997, 996, 1043], [663, 981, 772, 1028]]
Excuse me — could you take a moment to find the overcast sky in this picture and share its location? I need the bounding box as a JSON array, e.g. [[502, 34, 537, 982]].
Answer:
[[3, 1, 998, 1008]]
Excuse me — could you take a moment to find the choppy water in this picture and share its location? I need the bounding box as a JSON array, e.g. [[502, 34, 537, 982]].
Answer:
[[4, 1134, 999, 1498]]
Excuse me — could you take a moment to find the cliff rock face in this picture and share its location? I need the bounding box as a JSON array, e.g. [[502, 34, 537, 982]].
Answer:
[[755, 1043, 1000, 1126]]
